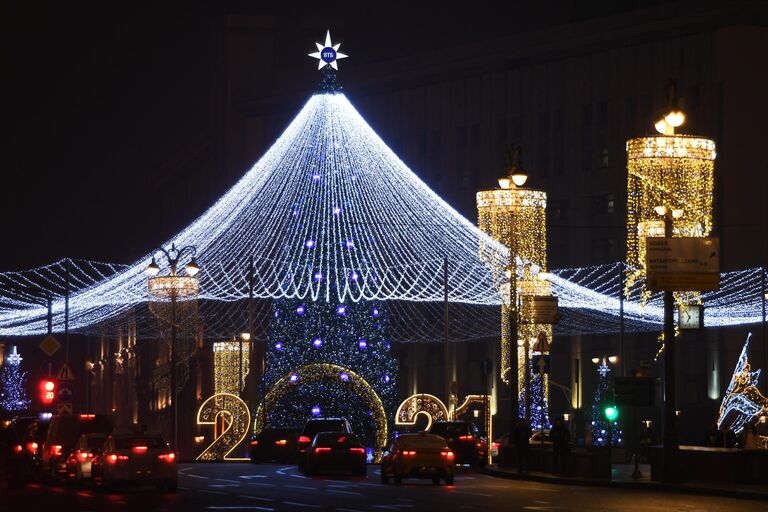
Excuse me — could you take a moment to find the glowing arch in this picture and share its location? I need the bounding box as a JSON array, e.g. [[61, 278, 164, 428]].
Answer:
[[395, 393, 449, 432], [254, 363, 388, 458]]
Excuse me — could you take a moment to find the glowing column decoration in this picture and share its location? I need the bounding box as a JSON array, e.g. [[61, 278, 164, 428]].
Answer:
[[213, 341, 250, 396], [476, 147, 551, 426], [625, 103, 716, 301]]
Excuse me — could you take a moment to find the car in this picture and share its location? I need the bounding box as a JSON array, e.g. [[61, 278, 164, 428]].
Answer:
[[42, 413, 114, 481], [303, 432, 367, 477], [297, 417, 351, 468], [428, 421, 486, 466], [19, 415, 51, 477], [249, 427, 298, 464], [380, 432, 454, 485], [0, 425, 30, 488], [65, 433, 109, 483], [91, 432, 177, 492]]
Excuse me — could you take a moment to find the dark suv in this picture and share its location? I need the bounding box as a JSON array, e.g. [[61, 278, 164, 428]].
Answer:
[[42, 414, 114, 480], [429, 421, 486, 466], [297, 417, 351, 469]]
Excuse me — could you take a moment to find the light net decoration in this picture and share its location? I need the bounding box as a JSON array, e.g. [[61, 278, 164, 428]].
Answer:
[[625, 135, 716, 299], [0, 92, 508, 339], [213, 341, 249, 395], [717, 334, 768, 435], [477, 184, 551, 409]]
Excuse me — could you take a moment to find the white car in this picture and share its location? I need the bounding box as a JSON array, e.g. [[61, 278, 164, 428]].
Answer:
[[66, 433, 109, 483]]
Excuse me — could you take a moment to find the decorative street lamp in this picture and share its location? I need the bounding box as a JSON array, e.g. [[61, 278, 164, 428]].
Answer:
[[146, 243, 201, 453], [625, 80, 716, 483], [477, 146, 550, 430]]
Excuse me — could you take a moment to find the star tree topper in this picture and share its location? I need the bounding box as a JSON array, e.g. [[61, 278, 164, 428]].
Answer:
[[308, 30, 348, 70]]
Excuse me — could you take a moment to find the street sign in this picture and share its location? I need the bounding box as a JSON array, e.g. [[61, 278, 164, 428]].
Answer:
[[57, 402, 73, 415], [57, 382, 74, 401], [40, 359, 60, 378], [614, 376, 655, 407], [39, 335, 61, 357], [532, 354, 550, 375], [678, 304, 704, 329], [56, 363, 75, 381], [645, 237, 720, 291], [520, 296, 560, 324]]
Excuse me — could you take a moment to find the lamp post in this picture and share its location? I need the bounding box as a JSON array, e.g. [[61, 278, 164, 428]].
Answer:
[[146, 243, 201, 454], [654, 206, 683, 481]]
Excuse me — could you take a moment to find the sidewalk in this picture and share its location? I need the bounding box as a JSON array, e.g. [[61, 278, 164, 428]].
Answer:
[[482, 463, 768, 501]]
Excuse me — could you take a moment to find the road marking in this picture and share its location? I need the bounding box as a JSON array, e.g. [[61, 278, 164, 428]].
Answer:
[[207, 507, 274, 511], [216, 478, 241, 484], [240, 475, 267, 479], [327, 489, 363, 496], [202, 490, 229, 495], [336, 508, 366, 512], [283, 502, 322, 509], [451, 491, 494, 497], [286, 484, 317, 490], [289, 473, 309, 479], [210, 484, 240, 488], [184, 473, 210, 479], [238, 495, 275, 503]]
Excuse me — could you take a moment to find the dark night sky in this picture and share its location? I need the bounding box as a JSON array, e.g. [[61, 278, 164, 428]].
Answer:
[[1, 1, 674, 271]]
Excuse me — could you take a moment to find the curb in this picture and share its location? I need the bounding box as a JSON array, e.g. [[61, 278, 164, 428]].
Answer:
[[481, 466, 768, 501]]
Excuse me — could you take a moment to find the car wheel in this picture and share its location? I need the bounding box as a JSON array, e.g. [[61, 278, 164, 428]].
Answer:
[[380, 473, 389, 484], [166, 480, 178, 493], [445, 475, 454, 485], [432, 477, 440, 485], [394, 475, 402, 485]]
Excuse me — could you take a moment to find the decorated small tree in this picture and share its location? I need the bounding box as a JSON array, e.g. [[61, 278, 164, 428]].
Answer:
[[590, 359, 622, 446], [0, 346, 31, 413]]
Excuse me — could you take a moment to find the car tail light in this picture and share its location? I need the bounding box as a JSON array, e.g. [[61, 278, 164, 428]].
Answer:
[[298, 436, 311, 444], [76, 451, 94, 462], [349, 447, 365, 455], [336, 436, 346, 443], [79, 414, 95, 420], [132, 446, 148, 454], [107, 454, 129, 464], [51, 445, 62, 456], [158, 453, 176, 462], [27, 442, 39, 454], [250, 440, 259, 446], [441, 450, 455, 460], [14, 445, 23, 454], [458, 435, 473, 441], [492, 442, 500, 448], [275, 439, 287, 446], [314, 447, 331, 454], [401, 450, 416, 456]]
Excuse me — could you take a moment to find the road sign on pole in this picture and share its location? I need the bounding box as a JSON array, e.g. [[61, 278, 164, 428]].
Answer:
[[56, 363, 75, 381], [646, 237, 720, 291], [57, 382, 75, 401], [57, 403, 73, 415], [532, 354, 550, 375], [39, 335, 61, 357], [40, 359, 60, 378]]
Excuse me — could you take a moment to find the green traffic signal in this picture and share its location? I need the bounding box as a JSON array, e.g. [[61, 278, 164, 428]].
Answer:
[[604, 405, 619, 421]]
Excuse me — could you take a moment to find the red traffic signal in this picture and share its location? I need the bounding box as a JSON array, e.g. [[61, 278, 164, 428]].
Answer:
[[40, 379, 56, 405]]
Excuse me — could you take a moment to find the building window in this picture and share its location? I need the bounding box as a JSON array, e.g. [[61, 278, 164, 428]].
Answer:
[[549, 199, 570, 222], [601, 148, 609, 168], [591, 238, 615, 262], [590, 193, 615, 215]]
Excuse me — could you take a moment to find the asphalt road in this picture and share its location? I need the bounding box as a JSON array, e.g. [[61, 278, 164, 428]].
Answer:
[[0, 462, 761, 511]]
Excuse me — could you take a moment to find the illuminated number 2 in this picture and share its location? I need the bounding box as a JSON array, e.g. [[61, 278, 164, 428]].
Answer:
[[195, 393, 251, 461]]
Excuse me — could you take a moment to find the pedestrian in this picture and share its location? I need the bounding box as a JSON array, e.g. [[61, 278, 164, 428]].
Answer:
[[743, 423, 760, 450], [550, 417, 570, 474], [514, 417, 532, 473], [639, 424, 652, 462], [704, 423, 720, 447]]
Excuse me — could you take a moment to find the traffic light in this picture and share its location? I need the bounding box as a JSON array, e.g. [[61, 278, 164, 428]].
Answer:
[[39, 379, 56, 405], [604, 405, 619, 422]]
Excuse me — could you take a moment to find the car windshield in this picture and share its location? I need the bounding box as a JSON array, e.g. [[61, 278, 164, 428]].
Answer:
[[86, 435, 108, 449], [314, 433, 360, 446], [114, 437, 167, 449], [260, 429, 297, 440], [397, 435, 449, 449], [430, 422, 472, 437], [54, 416, 113, 446], [303, 420, 346, 436]]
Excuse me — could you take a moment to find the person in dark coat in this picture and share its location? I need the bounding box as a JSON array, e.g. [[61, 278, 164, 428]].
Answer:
[[550, 417, 570, 474], [514, 417, 532, 473]]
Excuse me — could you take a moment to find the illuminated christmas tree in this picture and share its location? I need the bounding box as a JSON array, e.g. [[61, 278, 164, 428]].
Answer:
[[590, 360, 622, 446], [0, 346, 31, 413], [264, 298, 398, 449]]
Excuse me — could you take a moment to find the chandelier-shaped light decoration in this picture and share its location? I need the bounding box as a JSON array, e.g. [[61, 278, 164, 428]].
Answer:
[[476, 146, 551, 399]]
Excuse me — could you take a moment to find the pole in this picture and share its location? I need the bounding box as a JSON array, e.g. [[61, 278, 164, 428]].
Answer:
[[47, 294, 52, 335], [509, 253, 519, 433], [662, 214, 678, 482], [632, 403, 642, 479], [65, 258, 70, 364], [443, 257, 451, 414], [248, 255, 255, 409], [619, 262, 626, 376], [524, 336, 531, 424], [171, 292, 178, 453], [762, 267, 766, 390], [85, 336, 90, 413]]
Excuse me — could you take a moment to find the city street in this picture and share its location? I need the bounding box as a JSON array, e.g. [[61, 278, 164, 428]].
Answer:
[[2, 463, 762, 511]]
